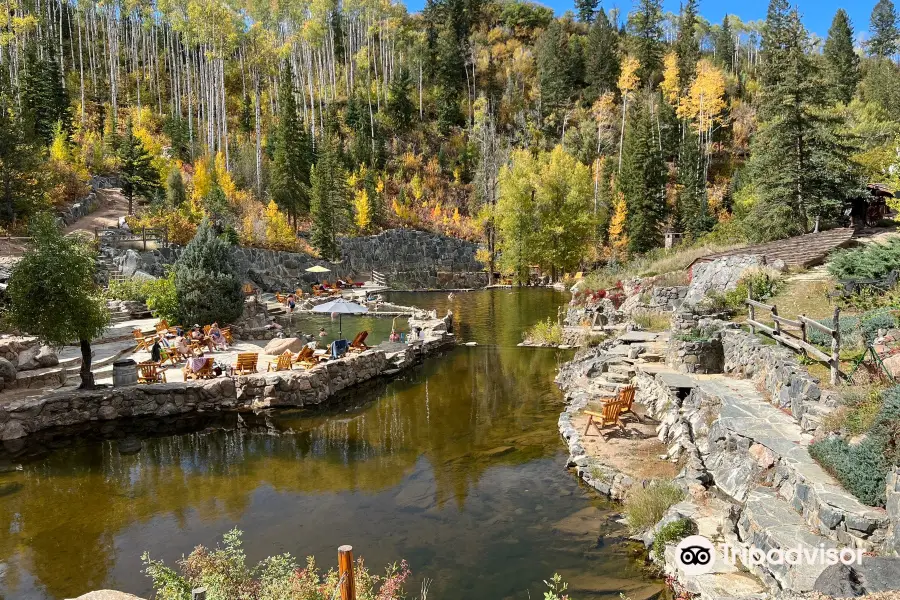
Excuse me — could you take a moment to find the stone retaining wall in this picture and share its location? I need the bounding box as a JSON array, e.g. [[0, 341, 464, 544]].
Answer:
[[0, 328, 455, 441], [108, 228, 484, 291], [650, 286, 687, 310], [721, 329, 837, 432]]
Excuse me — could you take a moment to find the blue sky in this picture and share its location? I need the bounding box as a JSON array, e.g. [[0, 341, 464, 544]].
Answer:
[[403, 0, 879, 38]]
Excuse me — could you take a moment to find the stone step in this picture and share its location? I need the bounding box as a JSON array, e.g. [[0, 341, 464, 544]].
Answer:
[[15, 365, 68, 389], [639, 352, 664, 362], [604, 371, 632, 383], [737, 487, 842, 592], [607, 363, 636, 374], [698, 378, 889, 551]]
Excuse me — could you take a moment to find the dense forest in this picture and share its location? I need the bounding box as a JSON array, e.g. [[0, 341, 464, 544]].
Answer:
[[1, 0, 900, 280]]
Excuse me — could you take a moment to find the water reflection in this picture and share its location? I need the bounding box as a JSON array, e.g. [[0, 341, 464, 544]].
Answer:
[[0, 290, 661, 600]]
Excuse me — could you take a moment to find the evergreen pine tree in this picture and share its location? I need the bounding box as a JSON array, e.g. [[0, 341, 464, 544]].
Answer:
[[585, 9, 621, 99], [675, 0, 700, 91], [173, 219, 243, 326], [621, 96, 667, 253], [575, 0, 598, 23], [166, 168, 186, 207], [869, 0, 899, 58], [824, 9, 860, 104], [386, 67, 415, 133], [715, 15, 736, 71], [310, 138, 349, 260], [749, 7, 862, 241], [269, 63, 312, 223], [0, 86, 43, 223], [676, 128, 714, 236], [434, 24, 464, 132], [118, 117, 161, 215], [627, 0, 664, 86], [536, 20, 573, 112], [21, 42, 69, 144]]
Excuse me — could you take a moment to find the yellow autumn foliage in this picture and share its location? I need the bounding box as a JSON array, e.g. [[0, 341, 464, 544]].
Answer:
[[354, 189, 371, 232], [678, 59, 727, 133], [609, 193, 628, 257], [661, 52, 680, 106]]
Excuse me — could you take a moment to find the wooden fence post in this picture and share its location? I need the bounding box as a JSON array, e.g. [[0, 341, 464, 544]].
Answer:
[[747, 289, 755, 335], [800, 314, 808, 345], [338, 545, 356, 600], [142, 226, 147, 251], [191, 588, 207, 600], [772, 304, 781, 338], [831, 306, 841, 385]]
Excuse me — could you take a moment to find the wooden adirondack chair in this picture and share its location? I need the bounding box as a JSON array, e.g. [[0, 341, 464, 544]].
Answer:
[[294, 346, 323, 367], [275, 293, 287, 304], [349, 331, 370, 352], [267, 351, 294, 372], [233, 352, 259, 375], [583, 399, 627, 439], [133, 329, 154, 352], [221, 327, 234, 344], [184, 357, 214, 380], [614, 385, 641, 422], [137, 361, 167, 384], [242, 283, 256, 296]]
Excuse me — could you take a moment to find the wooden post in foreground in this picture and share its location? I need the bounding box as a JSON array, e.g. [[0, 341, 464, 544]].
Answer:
[[831, 306, 841, 385], [747, 289, 755, 335], [191, 588, 207, 600], [338, 545, 356, 600]]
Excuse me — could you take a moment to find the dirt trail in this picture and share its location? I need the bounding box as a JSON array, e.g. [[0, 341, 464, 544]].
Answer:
[[63, 188, 129, 236]]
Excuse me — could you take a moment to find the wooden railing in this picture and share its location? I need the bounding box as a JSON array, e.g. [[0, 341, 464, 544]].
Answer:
[[746, 293, 842, 385], [95, 226, 168, 249], [372, 270, 388, 287]]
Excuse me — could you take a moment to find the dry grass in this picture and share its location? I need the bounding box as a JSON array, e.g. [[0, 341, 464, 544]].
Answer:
[[632, 310, 671, 332], [757, 278, 837, 322], [623, 481, 685, 533]]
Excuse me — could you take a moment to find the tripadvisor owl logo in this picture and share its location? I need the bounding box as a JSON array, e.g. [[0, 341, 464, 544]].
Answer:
[[675, 535, 716, 575]]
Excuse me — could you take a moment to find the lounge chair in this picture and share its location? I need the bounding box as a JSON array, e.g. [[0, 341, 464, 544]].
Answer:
[[583, 398, 627, 440], [275, 293, 287, 304], [184, 357, 214, 380], [349, 331, 370, 352], [221, 327, 234, 345], [137, 361, 167, 384], [233, 352, 259, 375], [613, 385, 641, 422], [293, 346, 320, 367], [133, 329, 154, 353], [267, 351, 294, 372]]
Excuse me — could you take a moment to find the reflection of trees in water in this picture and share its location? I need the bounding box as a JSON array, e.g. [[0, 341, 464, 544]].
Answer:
[[0, 290, 571, 599]]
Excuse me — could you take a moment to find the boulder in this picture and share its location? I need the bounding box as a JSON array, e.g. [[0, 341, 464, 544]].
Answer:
[[16, 345, 41, 371], [35, 345, 59, 368], [814, 557, 900, 597], [263, 337, 307, 356], [70, 591, 147, 600], [683, 254, 766, 306], [0, 358, 16, 383]]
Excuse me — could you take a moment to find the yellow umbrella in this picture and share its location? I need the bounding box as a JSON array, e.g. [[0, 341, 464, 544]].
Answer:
[[305, 265, 331, 273]]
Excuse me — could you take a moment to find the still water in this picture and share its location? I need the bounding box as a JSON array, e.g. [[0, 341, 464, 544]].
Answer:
[[0, 289, 662, 600]]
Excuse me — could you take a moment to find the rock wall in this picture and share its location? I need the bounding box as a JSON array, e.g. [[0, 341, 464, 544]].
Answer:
[[650, 286, 687, 310], [0, 320, 456, 441], [107, 228, 485, 291], [337, 229, 483, 288], [683, 254, 766, 306], [58, 191, 101, 227], [721, 328, 838, 432]]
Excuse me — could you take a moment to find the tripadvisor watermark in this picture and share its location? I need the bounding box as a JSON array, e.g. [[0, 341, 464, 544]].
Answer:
[[674, 535, 863, 576]]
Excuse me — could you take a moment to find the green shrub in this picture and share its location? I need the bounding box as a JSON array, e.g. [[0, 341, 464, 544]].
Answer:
[[174, 219, 244, 326], [108, 277, 151, 302], [723, 266, 783, 310], [145, 271, 179, 323], [624, 481, 685, 533], [652, 518, 696, 562], [828, 239, 900, 280], [808, 308, 897, 349], [809, 386, 900, 506], [525, 318, 564, 345], [143, 529, 411, 600]]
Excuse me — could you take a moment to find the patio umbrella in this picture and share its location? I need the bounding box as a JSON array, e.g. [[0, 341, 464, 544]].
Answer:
[[311, 298, 368, 339], [305, 265, 331, 273]]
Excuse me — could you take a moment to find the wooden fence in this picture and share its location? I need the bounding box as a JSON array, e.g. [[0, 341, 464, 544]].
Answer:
[[746, 292, 842, 385], [372, 270, 388, 287], [95, 226, 168, 250]]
